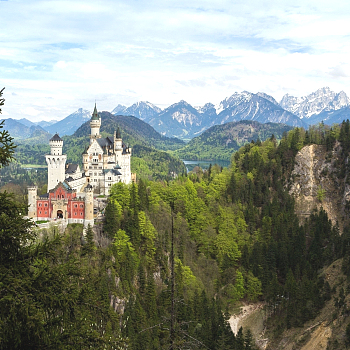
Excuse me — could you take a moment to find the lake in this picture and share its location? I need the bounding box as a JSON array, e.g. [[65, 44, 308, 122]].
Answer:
[[182, 160, 230, 172]]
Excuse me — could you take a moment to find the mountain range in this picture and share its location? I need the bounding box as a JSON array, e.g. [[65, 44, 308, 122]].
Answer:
[[280, 87, 350, 125], [111, 93, 306, 139], [112, 88, 350, 139], [3, 87, 350, 141]]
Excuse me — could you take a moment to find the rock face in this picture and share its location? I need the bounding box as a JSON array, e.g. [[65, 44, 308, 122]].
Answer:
[[289, 143, 349, 231]]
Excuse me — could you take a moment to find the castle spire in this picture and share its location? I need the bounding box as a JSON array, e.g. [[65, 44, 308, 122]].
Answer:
[[116, 126, 121, 139], [91, 102, 99, 120]]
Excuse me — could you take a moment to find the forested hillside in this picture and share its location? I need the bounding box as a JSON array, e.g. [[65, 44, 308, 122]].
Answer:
[[3, 80, 350, 350], [174, 121, 293, 161]]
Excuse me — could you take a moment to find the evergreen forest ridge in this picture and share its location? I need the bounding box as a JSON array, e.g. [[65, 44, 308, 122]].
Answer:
[[3, 85, 350, 348]]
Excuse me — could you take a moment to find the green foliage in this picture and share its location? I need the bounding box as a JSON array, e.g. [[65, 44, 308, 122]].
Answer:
[[175, 120, 293, 161], [0, 88, 16, 168], [317, 185, 326, 202], [83, 224, 96, 254], [3, 86, 350, 348]]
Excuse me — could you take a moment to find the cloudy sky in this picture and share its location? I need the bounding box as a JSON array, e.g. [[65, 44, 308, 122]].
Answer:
[[1, 0, 350, 122]]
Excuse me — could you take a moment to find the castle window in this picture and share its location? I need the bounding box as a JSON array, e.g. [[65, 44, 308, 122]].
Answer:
[[80, 213, 83, 216], [74, 204, 77, 208], [44, 203, 48, 207], [45, 211, 47, 214], [39, 203, 42, 207], [39, 211, 41, 214], [74, 212, 77, 216], [80, 204, 84, 208]]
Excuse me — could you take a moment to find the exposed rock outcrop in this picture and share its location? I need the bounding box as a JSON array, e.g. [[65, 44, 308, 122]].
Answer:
[[289, 142, 349, 232]]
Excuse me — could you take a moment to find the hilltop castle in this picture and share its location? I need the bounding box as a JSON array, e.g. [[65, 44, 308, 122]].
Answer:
[[27, 104, 134, 226]]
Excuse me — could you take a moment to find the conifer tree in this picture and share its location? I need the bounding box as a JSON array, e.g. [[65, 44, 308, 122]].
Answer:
[[83, 224, 95, 254]]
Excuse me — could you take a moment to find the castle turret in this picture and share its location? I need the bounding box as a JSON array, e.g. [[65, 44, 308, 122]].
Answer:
[[90, 103, 101, 143], [84, 184, 94, 227], [45, 134, 67, 191], [114, 127, 122, 151], [27, 186, 37, 220]]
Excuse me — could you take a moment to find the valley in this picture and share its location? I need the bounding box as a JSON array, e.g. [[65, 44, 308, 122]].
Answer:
[[2, 88, 350, 349]]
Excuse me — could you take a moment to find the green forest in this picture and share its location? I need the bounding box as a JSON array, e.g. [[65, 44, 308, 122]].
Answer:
[[174, 120, 293, 161], [3, 79, 350, 349]]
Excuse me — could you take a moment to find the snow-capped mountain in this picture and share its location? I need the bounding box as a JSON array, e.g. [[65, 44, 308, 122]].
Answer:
[[45, 108, 92, 136], [196, 102, 217, 118], [147, 100, 204, 139], [111, 101, 161, 121], [214, 91, 306, 128], [111, 104, 126, 115], [280, 87, 350, 120], [110, 92, 306, 138], [256, 92, 279, 106]]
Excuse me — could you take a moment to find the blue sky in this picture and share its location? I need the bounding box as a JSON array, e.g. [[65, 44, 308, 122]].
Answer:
[[1, 0, 350, 121]]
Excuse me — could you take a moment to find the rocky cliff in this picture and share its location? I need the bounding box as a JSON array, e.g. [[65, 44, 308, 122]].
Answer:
[[289, 142, 350, 232]]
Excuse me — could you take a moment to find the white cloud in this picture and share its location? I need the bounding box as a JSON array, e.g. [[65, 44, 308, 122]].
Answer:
[[0, 0, 350, 121]]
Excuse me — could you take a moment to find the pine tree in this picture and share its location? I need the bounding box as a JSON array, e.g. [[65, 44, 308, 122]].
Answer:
[[83, 224, 95, 254]]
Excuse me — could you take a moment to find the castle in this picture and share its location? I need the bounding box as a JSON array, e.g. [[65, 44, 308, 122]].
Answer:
[[27, 104, 133, 227]]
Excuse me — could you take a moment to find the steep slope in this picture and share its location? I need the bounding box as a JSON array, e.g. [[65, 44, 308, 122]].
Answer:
[[215, 91, 306, 128], [45, 108, 91, 136], [289, 142, 350, 231], [175, 120, 293, 161], [280, 87, 350, 124]]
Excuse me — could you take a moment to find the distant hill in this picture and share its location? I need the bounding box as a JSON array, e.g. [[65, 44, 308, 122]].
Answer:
[[44, 108, 91, 136], [37, 119, 58, 128], [174, 120, 293, 161], [74, 111, 185, 151], [1, 118, 50, 140]]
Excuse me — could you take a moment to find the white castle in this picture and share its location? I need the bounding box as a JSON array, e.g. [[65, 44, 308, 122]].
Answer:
[[27, 104, 134, 226]]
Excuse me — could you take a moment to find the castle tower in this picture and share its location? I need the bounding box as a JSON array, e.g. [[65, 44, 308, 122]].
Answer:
[[84, 184, 94, 227], [90, 103, 101, 143], [27, 186, 37, 220], [45, 134, 67, 191], [114, 127, 122, 151]]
